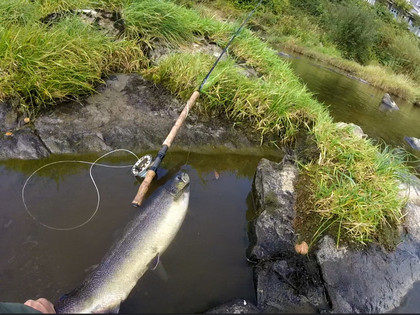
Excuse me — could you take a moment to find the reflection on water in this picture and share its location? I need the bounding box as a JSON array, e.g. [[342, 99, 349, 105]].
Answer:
[[0, 151, 281, 313], [285, 53, 420, 156]]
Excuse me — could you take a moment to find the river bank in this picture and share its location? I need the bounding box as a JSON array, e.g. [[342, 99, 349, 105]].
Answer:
[[277, 41, 420, 103], [180, 0, 420, 103], [0, 0, 416, 256]]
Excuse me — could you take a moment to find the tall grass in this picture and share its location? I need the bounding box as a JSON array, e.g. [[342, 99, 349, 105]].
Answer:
[[144, 52, 325, 141], [0, 16, 145, 114], [306, 119, 409, 245]]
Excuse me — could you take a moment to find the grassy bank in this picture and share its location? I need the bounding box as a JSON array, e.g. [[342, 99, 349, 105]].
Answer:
[[180, 0, 420, 102], [0, 0, 414, 248]]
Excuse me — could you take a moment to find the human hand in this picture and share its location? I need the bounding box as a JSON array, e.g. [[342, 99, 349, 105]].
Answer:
[[24, 298, 56, 314]]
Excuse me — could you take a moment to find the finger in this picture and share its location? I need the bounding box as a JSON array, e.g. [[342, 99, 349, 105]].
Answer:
[[24, 298, 56, 314]]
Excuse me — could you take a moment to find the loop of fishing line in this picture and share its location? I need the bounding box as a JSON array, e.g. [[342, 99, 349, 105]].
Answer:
[[22, 149, 140, 231]]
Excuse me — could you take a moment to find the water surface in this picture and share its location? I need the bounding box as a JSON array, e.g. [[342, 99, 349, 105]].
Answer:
[[0, 151, 281, 313], [285, 53, 420, 157]]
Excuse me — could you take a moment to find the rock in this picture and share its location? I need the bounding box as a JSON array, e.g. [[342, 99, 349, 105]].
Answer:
[[255, 259, 328, 313], [398, 174, 420, 206], [278, 51, 291, 58], [0, 129, 50, 159], [206, 299, 260, 314], [247, 156, 299, 261], [379, 93, 399, 111], [404, 136, 420, 151], [32, 74, 259, 156], [41, 9, 123, 37], [0, 102, 50, 159], [403, 203, 420, 242], [335, 122, 367, 139], [316, 235, 420, 313], [0, 102, 18, 132]]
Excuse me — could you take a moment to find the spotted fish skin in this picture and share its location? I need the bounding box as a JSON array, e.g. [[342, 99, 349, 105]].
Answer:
[[54, 172, 190, 313]]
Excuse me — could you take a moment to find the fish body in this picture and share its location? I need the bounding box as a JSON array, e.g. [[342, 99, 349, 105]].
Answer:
[[54, 172, 190, 313]]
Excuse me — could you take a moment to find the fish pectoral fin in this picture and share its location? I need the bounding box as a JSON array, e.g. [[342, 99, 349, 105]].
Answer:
[[92, 303, 120, 314], [154, 260, 169, 282], [148, 254, 160, 271], [109, 305, 120, 314]]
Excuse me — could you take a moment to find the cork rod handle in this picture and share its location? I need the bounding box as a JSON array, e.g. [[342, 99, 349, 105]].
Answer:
[[131, 91, 200, 207]]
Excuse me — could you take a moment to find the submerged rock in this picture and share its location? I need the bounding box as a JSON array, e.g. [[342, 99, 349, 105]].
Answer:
[[404, 136, 420, 151], [255, 259, 328, 313], [379, 93, 399, 111], [278, 51, 291, 58], [206, 299, 260, 314]]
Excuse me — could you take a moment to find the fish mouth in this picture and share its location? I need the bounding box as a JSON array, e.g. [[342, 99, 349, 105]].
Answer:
[[179, 172, 190, 186]]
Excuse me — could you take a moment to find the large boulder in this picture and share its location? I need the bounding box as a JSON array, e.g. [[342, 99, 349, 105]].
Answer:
[[379, 93, 399, 111], [247, 156, 299, 260], [247, 157, 329, 313], [316, 174, 420, 313], [248, 156, 420, 313], [316, 232, 420, 313]]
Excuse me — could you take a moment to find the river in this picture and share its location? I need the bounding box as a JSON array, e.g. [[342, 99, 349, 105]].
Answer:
[[284, 52, 420, 158], [0, 151, 281, 313]]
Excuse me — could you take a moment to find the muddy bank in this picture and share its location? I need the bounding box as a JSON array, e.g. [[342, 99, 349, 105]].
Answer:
[[0, 74, 274, 160]]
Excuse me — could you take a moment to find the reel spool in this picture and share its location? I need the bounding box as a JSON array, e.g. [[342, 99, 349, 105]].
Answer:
[[132, 155, 153, 179]]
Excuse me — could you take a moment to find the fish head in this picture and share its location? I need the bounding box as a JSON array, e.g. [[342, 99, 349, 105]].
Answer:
[[165, 171, 190, 200]]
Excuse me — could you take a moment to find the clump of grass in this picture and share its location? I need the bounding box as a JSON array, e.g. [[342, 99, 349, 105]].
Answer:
[[144, 52, 324, 142], [0, 16, 145, 115], [123, 0, 206, 44], [303, 119, 410, 246], [0, 0, 41, 26]]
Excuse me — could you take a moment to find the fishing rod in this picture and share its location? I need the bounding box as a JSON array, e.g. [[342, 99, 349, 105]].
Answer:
[[131, 0, 263, 207]]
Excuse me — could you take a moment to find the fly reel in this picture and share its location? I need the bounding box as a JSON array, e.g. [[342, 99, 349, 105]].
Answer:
[[131, 155, 153, 179]]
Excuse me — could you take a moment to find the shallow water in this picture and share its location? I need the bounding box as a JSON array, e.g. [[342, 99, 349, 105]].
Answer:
[[0, 151, 281, 313], [285, 53, 420, 158]]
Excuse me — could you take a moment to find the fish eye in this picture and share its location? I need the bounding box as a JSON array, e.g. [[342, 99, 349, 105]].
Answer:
[[176, 175, 182, 180]]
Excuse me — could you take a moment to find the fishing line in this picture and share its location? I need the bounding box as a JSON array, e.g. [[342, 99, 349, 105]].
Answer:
[[22, 149, 139, 231]]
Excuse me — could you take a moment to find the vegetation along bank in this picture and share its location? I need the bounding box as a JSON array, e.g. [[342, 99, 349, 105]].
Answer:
[[0, 0, 417, 248], [177, 0, 420, 102]]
